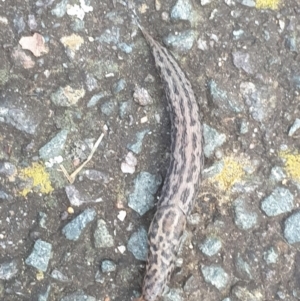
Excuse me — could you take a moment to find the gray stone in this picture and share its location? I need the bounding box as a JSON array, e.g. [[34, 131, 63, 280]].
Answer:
[[38, 285, 51, 301], [285, 36, 297, 52], [70, 19, 85, 32], [98, 27, 120, 45], [235, 254, 252, 280], [0, 260, 18, 280], [13, 14, 25, 34], [232, 285, 264, 301], [118, 42, 133, 54], [288, 118, 300, 136], [83, 169, 109, 183], [0, 190, 13, 201], [101, 260, 116, 273], [163, 30, 196, 52], [240, 119, 249, 134], [261, 187, 294, 217], [85, 74, 98, 92], [127, 227, 148, 261], [119, 100, 132, 119], [95, 270, 105, 283], [25, 239, 52, 272], [233, 197, 258, 230], [39, 129, 68, 160], [199, 237, 222, 257], [62, 209, 96, 241], [233, 29, 244, 40], [269, 166, 286, 182], [101, 101, 115, 116], [202, 160, 224, 179], [263, 247, 278, 264], [201, 0, 213, 5], [163, 288, 184, 301], [237, 0, 256, 7], [208, 80, 243, 113], [170, 0, 192, 21], [284, 210, 300, 244], [127, 129, 150, 154], [51, 269, 69, 282], [203, 124, 226, 158], [39, 212, 47, 229], [0, 106, 41, 135], [94, 219, 114, 248], [112, 79, 126, 94], [60, 290, 96, 301], [0, 162, 17, 177], [128, 172, 162, 215], [183, 275, 199, 293], [232, 51, 253, 74], [222, 299, 232, 301], [51, 0, 68, 18], [201, 265, 229, 290]]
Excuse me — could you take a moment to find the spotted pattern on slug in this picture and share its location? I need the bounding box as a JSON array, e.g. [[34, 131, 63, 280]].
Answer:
[[136, 27, 204, 301]]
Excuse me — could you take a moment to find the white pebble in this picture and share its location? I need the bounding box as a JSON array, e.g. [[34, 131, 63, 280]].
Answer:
[[117, 210, 127, 221]]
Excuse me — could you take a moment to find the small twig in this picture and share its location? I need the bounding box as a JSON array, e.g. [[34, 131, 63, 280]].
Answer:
[[60, 132, 105, 184]]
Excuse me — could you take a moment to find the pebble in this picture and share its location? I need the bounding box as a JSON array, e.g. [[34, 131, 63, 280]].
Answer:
[[101, 101, 115, 116], [208, 79, 243, 113], [112, 79, 126, 94], [237, 0, 255, 7], [288, 118, 300, 136], [201, 265, 229, 290], [263, 247, 278, 265], [62, 208, 96, 241], [51, 269, 70, 282], [232, 285, 264, 301], [233, 197, 258, 230], [13, 14, 25, 34], [199, 236, 222, 257], [119, 100, 132, 119], [38, 285, 51, 301], [170, 0, 192, 21], [51, 0, 68, 18], [39, 129, 68, 160], [60, 290, 96, 301], [94, 219, 114, 248], [118, 42, 133, 54], [0, 260, 18, 280], [128, 172, 162, 215], [261, 187, 294, 217], [121, 152, 137, 174], [85, 74, 98, 92], [127, 227, 148, 261], [269, 166, 286, 182], [163, 288, 184, 301], [163, 30, 196, 53], [50, 86, 85, 107], [232, 51, 254, 74], [65, 185, 103, 206], [0, 103, 41, 134], [203, 124, 226, 158], [235, 254, 252, 280], [25, 239, 52, 272], [70, 19, 85, 32], [117, 210, 127, 221], [38, 212, 47, 229], [0, 190, 13, 201], [284, 210, 300, 244], [127, 129, 150, 154], [240, 119, 249, 134], [133, 87, 153, 106], [202, 160, 224, 180], [83, 169, 110, 183], [0, 162, 17, 177], [101, 260, 116, 273], [201, 0, 213, 5], [183, 275, 199, 293]]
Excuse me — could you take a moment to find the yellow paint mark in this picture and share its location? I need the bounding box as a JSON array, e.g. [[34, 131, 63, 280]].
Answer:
[[256, 0, 280, 10], [213, 157, 245, 190], [19, 162, 54, 197], [280, 151, 300, 182]]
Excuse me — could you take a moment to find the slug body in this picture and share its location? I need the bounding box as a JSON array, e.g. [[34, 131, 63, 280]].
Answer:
[[136, 27, 203, 301]]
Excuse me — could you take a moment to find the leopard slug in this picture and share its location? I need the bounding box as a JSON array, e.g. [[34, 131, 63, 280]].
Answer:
[[135, 26, 204, 301]]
